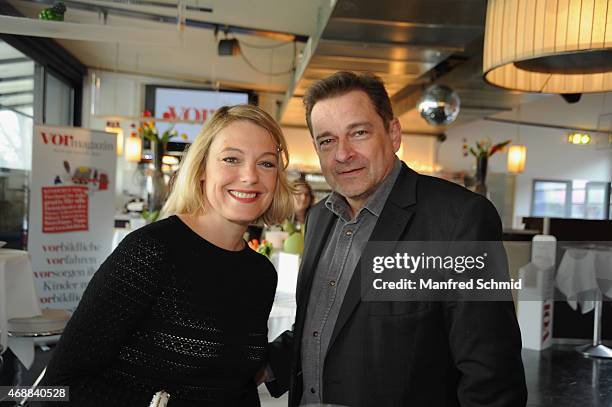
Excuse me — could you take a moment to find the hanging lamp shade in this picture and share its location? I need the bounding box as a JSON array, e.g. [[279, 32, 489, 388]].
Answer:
[[483, 0, 612, 93], [507, 144, 527, 173]]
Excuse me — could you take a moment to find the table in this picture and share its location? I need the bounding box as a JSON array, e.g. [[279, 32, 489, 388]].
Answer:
[[112, 220, 147, 251], [112, 228, 131, 251], [0, 249, 42, 366], [267, 252, 299, 341], [555, 245, 612, 358], [268, 292, 296, 341], [270, 252, 300, 294]]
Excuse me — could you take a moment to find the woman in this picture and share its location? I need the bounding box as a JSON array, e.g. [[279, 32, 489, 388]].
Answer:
[[42, 105, 293, 406], [291, 179, 314, 227]]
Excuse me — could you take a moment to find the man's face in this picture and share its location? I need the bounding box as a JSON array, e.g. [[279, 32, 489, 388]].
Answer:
[[310, 90, 401, 213]]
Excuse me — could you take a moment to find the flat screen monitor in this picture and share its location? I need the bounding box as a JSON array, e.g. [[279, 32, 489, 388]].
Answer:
[[144, 85, 254, 151]]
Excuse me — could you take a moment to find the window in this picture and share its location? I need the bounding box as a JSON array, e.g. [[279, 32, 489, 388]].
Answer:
[[532, 180, 571, 218], [570, 180, 586, 218], [0, 110, 33, 170], [0, 41, 34, 170], [532, 179, 611, 220], [609, 189, 612, 220], [0, 38, 82, 249], [0, 23, 85, 249], [44, 70, 74, 126], [585, 182, 609, 220]]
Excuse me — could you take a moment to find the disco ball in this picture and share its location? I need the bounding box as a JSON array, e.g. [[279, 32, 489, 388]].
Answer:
[[417, 84, 461, 126]]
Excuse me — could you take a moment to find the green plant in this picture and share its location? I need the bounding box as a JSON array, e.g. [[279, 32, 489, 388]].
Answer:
[[141, 209, 160, 223], [248, 239, 273, 258], [138, 110, 187, 144], [39, 2, 66, 21], [463, 138, 511, 158]]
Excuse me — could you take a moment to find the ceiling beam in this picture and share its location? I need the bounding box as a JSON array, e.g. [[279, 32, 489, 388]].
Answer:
[[0, 102, 33, 117], [0, 90, 33, 97], [319, 38, 464, 53], [391, 85, 422, 118], [103, 0, 213, 13], [331, 16, 482, 31], [0, 57, 30, 64], [461, 105, 512, 112], [483, 117, 611, 134], [0, 102, 32, 109], [0, 74, 34, 82], [16, 0, 308, 42], [0, 15, 184, 45], [310, 54, 437, 64]]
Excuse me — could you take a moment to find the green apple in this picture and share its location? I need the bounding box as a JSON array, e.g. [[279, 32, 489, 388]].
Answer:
[[281, 219, 296, 235], [283, 232, 304, 254]]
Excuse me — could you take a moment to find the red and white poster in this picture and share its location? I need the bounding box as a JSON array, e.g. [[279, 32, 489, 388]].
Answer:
[[28, 125, 116, 310]]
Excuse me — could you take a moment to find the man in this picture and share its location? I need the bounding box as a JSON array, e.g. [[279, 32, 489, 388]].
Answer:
[[266, 71, 527, 407]]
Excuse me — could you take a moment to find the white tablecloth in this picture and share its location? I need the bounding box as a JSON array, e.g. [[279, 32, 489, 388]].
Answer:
[[270, 252, 300, 294], [112, 228, 131, 251], [267, 252, 299, 340], [556, 247, 612, 313], [0, 249, 42, 359], [268, 292, 296, 341]]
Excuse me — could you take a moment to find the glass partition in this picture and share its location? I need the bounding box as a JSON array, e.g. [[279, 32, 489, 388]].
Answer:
[[0, 40, 34, 248]]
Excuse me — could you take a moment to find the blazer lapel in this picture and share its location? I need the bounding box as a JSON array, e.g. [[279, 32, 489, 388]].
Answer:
[[327, 164, 418, 351]]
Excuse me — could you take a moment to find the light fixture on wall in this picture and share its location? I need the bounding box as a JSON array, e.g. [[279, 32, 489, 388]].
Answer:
[[483, 0, 612, 94], [125, 131, 142, 163], [162, 155, 179, 165], [567, 132, 592, 145], [105, 121, 124, 156], [507, 145, 527, 173], [507, 107, 527, 174]]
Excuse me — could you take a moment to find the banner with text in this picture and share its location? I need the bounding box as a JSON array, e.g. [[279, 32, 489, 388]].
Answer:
[[29, 125, 116, 310]]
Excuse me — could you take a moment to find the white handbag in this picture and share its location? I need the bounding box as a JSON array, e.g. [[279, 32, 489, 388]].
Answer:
[[149, 390, 170, 407]]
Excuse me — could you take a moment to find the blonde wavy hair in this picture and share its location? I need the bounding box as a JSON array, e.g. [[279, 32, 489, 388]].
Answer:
[[161, 104, 293, 225]]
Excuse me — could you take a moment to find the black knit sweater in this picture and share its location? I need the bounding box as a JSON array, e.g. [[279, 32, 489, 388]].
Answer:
[[42, 215, 277, 407]]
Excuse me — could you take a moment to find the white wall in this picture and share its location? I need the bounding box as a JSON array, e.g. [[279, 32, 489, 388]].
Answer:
[[282, 127, 438, 173], [438, 93, 612, 227], [400, 134, 438, 173], [281, 127, 319, 171]]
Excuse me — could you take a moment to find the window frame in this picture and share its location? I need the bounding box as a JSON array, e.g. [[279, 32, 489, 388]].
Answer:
[[0, 2, 85, 126], [531, 179, 612, 220]]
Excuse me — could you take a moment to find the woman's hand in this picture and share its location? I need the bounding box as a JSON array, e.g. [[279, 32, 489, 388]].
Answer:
[[255, 366, 270, 385]]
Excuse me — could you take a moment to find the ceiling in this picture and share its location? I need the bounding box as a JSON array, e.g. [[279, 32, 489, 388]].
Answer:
[[5, 0, 322, 94], [278, 0, 546, 135], [2, 0, 552, 134]]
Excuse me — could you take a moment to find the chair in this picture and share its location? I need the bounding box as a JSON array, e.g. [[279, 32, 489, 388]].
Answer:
[[8, 309, 69, 338], [7, 309, 70, 406], [502, 241, 531, 308]]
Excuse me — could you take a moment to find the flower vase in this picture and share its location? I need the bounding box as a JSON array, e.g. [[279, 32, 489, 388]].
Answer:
[[144, 141, 166, 217], [475, 155, 488, 196]]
